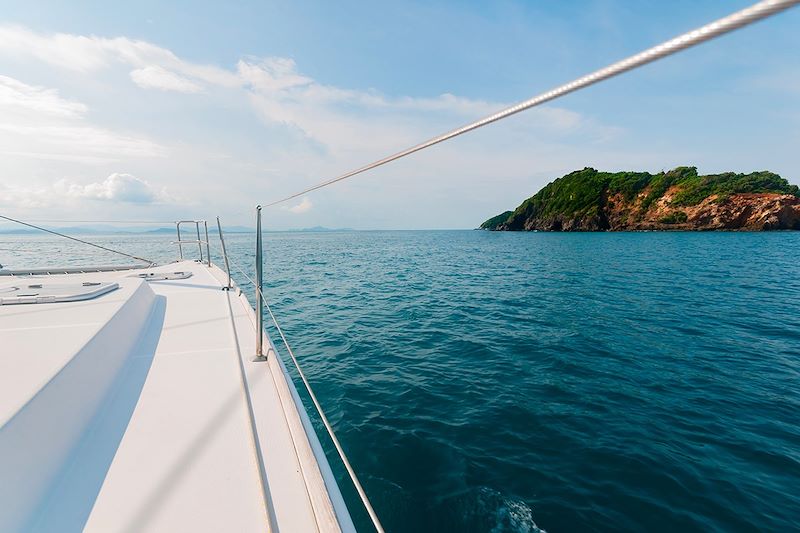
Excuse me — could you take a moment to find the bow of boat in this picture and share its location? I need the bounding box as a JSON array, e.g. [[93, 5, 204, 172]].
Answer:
[[0, 260, 354, 533]]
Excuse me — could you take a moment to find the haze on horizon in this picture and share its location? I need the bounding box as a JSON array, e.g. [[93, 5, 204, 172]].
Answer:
[[0, 0, 798, 230]]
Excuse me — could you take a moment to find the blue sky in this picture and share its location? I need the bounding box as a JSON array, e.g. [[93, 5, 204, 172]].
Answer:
[[0, 0, 798, 229]]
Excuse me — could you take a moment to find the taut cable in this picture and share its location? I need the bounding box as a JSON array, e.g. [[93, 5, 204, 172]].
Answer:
[[263, 0, 800, 208], [0, 214, 155, 266]]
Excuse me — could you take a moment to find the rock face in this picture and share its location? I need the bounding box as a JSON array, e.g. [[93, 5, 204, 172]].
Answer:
[[481, 167, 800, 231]]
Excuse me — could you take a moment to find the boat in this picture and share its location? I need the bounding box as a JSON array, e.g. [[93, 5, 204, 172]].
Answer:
[[0, 219, 357, 532]]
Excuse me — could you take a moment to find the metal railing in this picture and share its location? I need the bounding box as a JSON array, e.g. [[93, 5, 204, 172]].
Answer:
[[216, 217, 233, 290], [254, 206, 265, 358], [173, 220, 211, 266]]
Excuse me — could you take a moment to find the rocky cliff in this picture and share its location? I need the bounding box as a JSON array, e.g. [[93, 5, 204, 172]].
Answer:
[[481, 167, 800, 231]]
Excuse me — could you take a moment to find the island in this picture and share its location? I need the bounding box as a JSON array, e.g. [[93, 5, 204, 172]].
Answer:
[[481, 167, 800, 231]]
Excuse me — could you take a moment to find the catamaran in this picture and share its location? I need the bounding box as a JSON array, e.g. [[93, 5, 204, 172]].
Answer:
[[1, 1, 797, 531]]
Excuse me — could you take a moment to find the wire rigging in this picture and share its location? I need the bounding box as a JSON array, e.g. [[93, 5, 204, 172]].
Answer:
[[263, 0, 800, 208], [0, 214, 156, 266]]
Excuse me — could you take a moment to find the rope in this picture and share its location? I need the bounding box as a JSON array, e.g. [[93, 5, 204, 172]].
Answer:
[[226, 255, 385, 533], [263, 0, 800, 208], [0, 214, 156, 266]]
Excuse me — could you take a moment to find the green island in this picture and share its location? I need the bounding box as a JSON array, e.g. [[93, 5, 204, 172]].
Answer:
[[481, 166, 800, 231]]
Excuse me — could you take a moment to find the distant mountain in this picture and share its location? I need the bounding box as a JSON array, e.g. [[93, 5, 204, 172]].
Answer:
[[147, 226, 255, 234], [219, 226, 256, 233], [298, 226, 354, 232], [0, 224, 257, 235], [481, 167, 800, 231], [0, 228, 40, 235]]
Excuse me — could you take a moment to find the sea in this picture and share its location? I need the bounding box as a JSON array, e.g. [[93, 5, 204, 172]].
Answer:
[[2, 230, 799, 532]]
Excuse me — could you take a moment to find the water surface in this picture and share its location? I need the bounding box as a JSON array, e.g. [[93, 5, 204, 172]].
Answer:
[[2, 230, 799, 532]]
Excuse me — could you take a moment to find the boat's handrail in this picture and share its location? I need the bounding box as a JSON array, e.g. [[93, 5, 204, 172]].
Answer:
[[173, 220, 211, 266], [255, 207, 264, 358], [215, 217, 233, 290]]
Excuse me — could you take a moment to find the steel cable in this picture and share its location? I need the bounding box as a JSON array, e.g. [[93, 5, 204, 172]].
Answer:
[[263, 0, 800, 208], [0, 214, 155, 266]]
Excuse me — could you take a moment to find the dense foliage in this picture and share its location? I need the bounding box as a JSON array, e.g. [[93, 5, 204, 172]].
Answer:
[[481, 166, 798, 230], [670, 170, 799, 206], [479, 211, 513, 230]]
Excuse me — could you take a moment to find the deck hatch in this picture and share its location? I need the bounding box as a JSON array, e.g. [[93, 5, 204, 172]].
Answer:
[[0, 281, 119, 305], [129, 271, 192, 281]]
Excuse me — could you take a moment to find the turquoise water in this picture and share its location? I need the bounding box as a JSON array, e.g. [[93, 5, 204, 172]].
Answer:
[[3, 230, 799, 532]]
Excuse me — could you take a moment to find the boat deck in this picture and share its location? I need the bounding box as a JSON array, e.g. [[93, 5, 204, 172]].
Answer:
[[0, 260, 353, 532]]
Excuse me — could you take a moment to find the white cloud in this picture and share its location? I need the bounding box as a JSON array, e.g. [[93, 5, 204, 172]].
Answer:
[[0, 26, 109, 72], [0, 75, 165, 163], [0, 25, 625, 226], [0, 123, 165, 160], [287, 196, 312, 214], [0, 75, 87, 117], [237, 57, 313, 92], [0, 25, 608, 169], [130, 66, 202, 93], [0, 182, 49, 209], [0, 25, 239, 87], [0, 173, 170, 208], [233, 56, 610, 163], [63, 173, 169, 203], [0, 25, 594, 140]]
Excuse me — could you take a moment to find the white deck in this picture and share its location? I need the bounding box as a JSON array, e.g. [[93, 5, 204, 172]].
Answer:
[[0, 260, 354, 532]]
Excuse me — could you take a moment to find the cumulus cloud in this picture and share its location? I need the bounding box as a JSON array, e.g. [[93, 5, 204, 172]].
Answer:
[[130, 66, 202, 93], [64, 173, 169, 203], [287, 196, 312, 214]]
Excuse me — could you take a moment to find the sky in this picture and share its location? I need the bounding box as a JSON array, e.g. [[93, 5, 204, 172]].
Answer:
[[0, 0, 798, 229]]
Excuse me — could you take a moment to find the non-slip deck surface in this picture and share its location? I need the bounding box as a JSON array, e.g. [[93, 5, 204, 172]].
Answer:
[[0, 261, 350, 533]]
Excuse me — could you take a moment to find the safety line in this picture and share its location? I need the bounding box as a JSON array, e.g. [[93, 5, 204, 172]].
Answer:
[[0, 214, 156, 265]]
